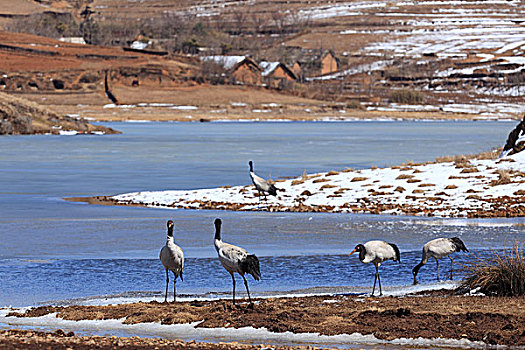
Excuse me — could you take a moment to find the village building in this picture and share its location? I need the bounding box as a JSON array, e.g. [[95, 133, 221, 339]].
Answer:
[[319, 50, 340, 76], [201, 56, 262, 85], [291, 61, 303, 81], [259, 61, 297, 89]]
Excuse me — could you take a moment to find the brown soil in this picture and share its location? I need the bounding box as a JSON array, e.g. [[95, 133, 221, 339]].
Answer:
[[0, 92, 117, 135], [7, 292, 525, 346], [0, 329, 320, 350], [16, 86, 485, 124]]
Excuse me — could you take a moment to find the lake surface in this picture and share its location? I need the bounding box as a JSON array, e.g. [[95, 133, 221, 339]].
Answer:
[[1, 120, 524, 343]]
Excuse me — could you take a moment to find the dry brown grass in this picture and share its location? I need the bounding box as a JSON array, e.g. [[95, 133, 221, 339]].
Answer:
[[394, 186, 405, 193], [326, 170, 339, 176], [407, 179, 421, 183], [351, 177, 368, 182], [313, 178, 329, 183], [292, 170, 312, 185], [515, 190, 525, 195], [0, 92, 116, 135], [491, 169, 511, 186], [445, 185, 458, 189], [418, 183, 435, 187], [396, 174, 414, 180], [461, 241, 525, 297], [435, 149, 501, 164], [460, 167, 479, 174], [320, 184, 337, 190]]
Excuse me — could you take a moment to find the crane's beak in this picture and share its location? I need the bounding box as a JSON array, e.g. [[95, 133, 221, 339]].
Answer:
[[348, 248, 357, 256]]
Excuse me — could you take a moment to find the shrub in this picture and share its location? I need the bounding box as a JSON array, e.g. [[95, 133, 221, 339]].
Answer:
[[8, 12, 79, 39], [461, 241, 525, 296], [347, 100, 363, 109], [491, 169, 511, 186], [351, 177, 368, 182], [390, 89, 424, 104]]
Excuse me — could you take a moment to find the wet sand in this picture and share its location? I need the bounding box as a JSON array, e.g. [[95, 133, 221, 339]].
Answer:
[[6, 290, 525, 347]]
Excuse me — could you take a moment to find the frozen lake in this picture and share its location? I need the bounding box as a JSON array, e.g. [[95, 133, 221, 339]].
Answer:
[[0, 120, 523, 346]]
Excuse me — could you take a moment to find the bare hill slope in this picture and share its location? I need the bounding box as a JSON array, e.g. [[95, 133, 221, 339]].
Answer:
[[0, 92, 117, 134]]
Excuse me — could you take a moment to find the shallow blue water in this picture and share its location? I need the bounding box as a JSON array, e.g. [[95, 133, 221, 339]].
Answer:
[[0, 120, 524, 307]]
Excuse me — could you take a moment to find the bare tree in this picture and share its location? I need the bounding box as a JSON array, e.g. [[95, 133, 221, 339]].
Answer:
[[232, 9, 247, 35], [271, 9, 286, 35], [251, 11, 268, 34]]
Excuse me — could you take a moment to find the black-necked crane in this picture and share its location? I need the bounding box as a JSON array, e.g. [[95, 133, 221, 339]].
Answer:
[[349, 240, 400, 296], [412, 237, 468, 285], [213, 218, 261, 305], [159, 220, 184, 302], [104, 70, 118, 104], [249, 161, 277, 202]]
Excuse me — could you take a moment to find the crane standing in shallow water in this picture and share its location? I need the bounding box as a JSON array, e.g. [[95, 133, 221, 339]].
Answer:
[[159, 220, 184, 302], [213, 218, 261, 305], [349, 240, 401, 296], [412, 237, 468, 285], [249, 161, 277, 203]]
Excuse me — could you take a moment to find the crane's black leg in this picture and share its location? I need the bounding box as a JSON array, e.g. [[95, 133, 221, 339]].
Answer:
[[164, 269, 169, 303], [377, 268, 382, 296], [173, 272, 177, 302], [436, 258, 440, 281], [241, 274, 252, 304], [372, 266, 378, 296], [231, 273, 236, 305], [449, 256, 454, 280]]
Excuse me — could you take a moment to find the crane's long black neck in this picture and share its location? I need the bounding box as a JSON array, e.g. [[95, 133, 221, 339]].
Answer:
[[451, 237, 468, 252], [214, 220, 221, 240], [413, 262, 424, 276], [357, 244, 366, 262], [249, 161, 254, 173], [167, 225, 173, 238]]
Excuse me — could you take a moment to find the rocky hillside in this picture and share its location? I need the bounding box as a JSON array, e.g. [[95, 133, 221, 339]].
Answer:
[[0, 92, 118, 135]]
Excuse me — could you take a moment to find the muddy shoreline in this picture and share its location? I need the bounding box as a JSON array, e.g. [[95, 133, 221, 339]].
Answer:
[[6, 291, 525, 347], [0, 329, 317, 350], [66, 193, 525, 219]]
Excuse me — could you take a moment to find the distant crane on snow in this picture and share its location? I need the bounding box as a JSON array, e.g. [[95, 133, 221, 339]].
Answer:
[[249, 160, 277, 203]]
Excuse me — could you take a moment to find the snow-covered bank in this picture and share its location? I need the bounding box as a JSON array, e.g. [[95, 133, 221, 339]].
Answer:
[[0, 311, 488, 349], [110, 151, 525, 218], [3, 285, 520, 348]]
